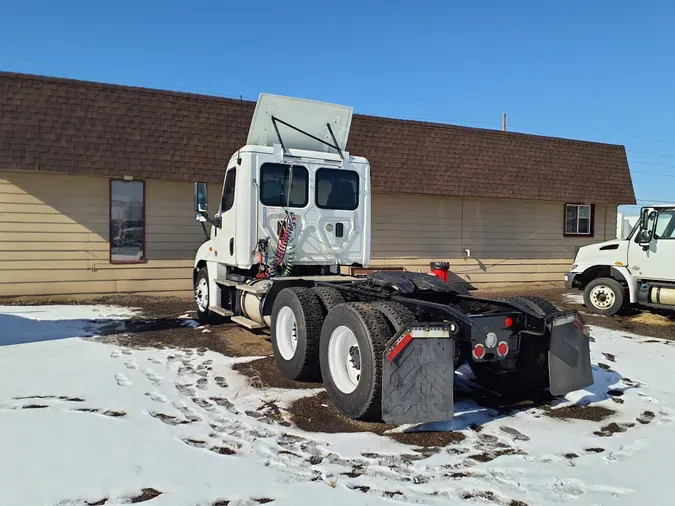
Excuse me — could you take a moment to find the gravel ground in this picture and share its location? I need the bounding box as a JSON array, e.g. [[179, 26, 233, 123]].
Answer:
[[11, 283, 671, 437]]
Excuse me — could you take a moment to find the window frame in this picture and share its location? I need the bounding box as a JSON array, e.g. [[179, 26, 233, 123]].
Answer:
[[109, 179, 147, 264], [655, 210, 675, 240], [315, 167, 360, 211], [221, 167, 237, 214], [259, 162, 309, 208], [564, 203, 595, 237]]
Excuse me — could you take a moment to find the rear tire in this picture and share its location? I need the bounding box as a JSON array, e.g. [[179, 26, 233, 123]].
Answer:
[[370, 301, 417, 332], [271, 287, 324, 382], [583, 277, 624, 316], [311, 286, 346, 314], [319, 303, 391, 421]]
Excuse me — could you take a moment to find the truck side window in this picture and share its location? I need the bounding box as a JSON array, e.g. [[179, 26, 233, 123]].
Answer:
[[260, 163, 308, 208], [655, 211, 675, 239], [222, 168, 236, 213], [316, 168, 359, 211]]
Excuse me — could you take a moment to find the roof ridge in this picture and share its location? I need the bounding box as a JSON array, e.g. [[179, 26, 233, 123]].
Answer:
[[0, 70, 257, 106], [1, 70, 624, 149], [353, 112, 626, 150]]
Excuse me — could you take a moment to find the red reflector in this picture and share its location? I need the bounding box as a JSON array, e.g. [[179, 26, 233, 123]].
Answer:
[[572, 320, 584, 333], [504, 317, 513, 328], [497, 341, 509, 357], [472, 343, 485, 360], [386, 333, 413, 362]]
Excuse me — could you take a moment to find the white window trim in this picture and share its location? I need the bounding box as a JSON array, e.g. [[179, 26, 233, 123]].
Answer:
[[565, 204, 593, 236]]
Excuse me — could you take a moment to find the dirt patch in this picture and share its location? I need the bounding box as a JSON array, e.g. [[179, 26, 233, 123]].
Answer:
[[630, 312, 674, 327], [232, 358, 321, 390], [594, 422, 628, 437], [544, 404, 615, 422], [129, 488, 162, 503], [469, 448, 523, 463], [288, 391, 465, 447], [602, 353, 616, 362], [584, 447, 605, 453]]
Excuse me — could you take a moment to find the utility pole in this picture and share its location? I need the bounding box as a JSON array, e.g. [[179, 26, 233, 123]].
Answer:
[[502, 112, 507, 131]]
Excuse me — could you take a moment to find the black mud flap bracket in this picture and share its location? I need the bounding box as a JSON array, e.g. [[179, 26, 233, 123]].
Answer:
[[381, 324, 456, 425], [548, 311, 594, 396]]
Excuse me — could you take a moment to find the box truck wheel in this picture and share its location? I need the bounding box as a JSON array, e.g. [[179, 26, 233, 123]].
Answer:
[[194, 267, 216, 325], [271, 287, 324, 381], [583, 278, 624, 316], [319, 303, 390, 421]]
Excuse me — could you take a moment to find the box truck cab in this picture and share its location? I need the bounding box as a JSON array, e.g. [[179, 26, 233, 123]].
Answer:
[[565, 205, 675, 315]]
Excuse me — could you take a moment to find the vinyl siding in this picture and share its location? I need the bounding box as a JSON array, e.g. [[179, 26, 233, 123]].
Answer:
[[371, 194, 617, 286], [0, 172, 220, 299], [0, 172, 618, 299]]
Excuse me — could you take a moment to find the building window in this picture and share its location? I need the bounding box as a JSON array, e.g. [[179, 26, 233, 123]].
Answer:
[[565, 204, 594, 236], [316, 168, 360, 210], [260, 163, 308, 208], [110, 180, 145, 263]]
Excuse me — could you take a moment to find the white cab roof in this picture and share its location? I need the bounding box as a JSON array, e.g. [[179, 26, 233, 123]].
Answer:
[[246, 93, 353, 154]]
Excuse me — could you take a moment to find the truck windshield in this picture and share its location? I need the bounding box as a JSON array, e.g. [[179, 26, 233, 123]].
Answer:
[[315, 168, 359, 211], [260, 163, 308, 208]]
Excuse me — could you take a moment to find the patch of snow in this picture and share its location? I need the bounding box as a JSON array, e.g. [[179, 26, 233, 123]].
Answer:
[[1, 306, 674, 505], [563, 292, 585, 305]]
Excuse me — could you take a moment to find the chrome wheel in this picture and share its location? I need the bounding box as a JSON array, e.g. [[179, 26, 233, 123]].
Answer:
[[196, 277, 209, 312], [328, 325, 361, 394], [589, 284, 616, 310], [276, 306, 298, 360]]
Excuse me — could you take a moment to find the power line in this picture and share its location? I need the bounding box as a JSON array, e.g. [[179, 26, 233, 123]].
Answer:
[[630, 160, 675, 169], [632, 170, 675, 179]]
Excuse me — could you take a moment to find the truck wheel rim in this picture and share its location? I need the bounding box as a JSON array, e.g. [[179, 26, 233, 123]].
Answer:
[[590, 285, 615, 309], [328, 326, 361, 394], [276, 306, 298, 360], [196, 278, 209, 312]]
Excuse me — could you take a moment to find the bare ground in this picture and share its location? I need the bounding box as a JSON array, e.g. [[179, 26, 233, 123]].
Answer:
[[7, 284, 671, 437]]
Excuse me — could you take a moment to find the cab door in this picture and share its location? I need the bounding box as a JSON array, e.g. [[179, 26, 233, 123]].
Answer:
[[628, 209, 675, 281], [213, 167, 237, 266]]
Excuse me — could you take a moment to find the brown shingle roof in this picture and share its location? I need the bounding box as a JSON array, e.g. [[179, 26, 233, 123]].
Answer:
[[0, 71, 635, 204]]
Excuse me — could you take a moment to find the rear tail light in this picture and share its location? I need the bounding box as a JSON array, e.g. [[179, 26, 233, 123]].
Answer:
[[472, 343, 486, 360], [496, 341, 509, 357], [504, 316, 513, 328]]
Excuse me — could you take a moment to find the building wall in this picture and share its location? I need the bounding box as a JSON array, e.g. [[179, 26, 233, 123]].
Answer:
[[370, 194, 616, 286], [0, 171, 220, 299], [0, 172, 616, 299]]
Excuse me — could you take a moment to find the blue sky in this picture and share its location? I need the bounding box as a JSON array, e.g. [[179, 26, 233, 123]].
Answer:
[[1, 0, 674, 215]]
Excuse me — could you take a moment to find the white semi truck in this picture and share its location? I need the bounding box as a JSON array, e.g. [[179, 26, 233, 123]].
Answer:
[[192, 93, 594, 425], [565, 204, 675, 315]]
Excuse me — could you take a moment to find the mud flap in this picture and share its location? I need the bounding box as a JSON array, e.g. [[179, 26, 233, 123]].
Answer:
[[381, 332, 454, 425], [548, 312, 594, 396]]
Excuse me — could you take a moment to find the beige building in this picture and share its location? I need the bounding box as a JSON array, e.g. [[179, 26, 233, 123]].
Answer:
[[0, 72, 635, 300]]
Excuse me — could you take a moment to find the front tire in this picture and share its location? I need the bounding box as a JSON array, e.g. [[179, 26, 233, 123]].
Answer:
[[319, 303, 391, 421], [270, 287, 324, 381], [195, 267, 216, 325], [583, 277, 625, 315]]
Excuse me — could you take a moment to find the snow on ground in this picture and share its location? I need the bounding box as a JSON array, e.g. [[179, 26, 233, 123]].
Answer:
[[0, 305, 674, 506], [562, 292, 585, 306]]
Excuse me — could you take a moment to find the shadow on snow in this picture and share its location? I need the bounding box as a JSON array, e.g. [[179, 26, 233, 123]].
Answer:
[[0, 311, 198, 347]]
